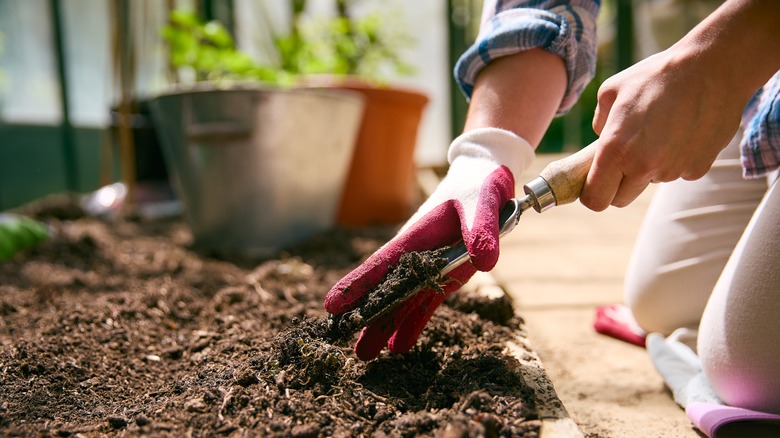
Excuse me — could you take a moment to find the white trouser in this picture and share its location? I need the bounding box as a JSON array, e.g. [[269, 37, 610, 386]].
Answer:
[[624, 132, 780, 413]]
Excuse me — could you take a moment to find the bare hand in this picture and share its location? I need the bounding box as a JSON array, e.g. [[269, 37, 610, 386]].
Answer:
[[581, 0, 780, 211], [582, 48, 743, 211]]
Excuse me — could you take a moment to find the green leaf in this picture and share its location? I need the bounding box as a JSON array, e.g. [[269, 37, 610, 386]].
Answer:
[[0, 214, 49, 260], [170, 9, 200, 28], [0, 227, 16, 260], [160, 5, 416, 85], [202, 21, 234, 48]]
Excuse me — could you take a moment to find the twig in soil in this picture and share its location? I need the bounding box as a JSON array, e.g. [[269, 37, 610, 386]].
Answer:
[[250, 282, 272, 302], [217, 387, 233, 422], [363, 387, 389, 404], [282, 287, 299, 304]]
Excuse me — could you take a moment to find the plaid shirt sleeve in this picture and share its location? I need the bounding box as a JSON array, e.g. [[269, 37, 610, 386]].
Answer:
[[740, 70, 780, 178], [454, 0, 601, 115]]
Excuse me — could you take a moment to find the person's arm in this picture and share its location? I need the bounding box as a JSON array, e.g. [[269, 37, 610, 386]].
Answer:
[[325, 1, 598, 361], [456, 1, 600, 122], [465, 48, 567, 147], [584, 0, 780, 211]]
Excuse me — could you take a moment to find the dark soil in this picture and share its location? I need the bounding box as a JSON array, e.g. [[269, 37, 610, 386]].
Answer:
[[0, 195, 542, 437]]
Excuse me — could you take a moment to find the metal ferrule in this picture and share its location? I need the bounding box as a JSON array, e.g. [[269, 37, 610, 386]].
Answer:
[[523, 176, 556, 213]]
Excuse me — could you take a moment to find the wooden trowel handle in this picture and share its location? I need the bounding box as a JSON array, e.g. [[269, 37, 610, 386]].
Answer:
[[523, 142, 597, 212]]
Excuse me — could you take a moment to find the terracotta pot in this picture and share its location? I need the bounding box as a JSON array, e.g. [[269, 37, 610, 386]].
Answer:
[[302, 77, 429, 227]]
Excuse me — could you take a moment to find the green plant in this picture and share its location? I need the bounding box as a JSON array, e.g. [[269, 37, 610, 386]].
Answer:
[[0, 214, 49, 261], [161, 9, 292, 85], [279, 0, 415, 81], [161, 1, 414, 86]]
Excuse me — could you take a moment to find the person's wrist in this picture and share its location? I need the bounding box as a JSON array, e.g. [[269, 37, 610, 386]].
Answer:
[[669, 0, 780, 103], [448, 127, 535, 180]]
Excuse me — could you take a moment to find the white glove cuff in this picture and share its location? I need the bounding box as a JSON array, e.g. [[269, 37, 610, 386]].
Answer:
[[447, 127, 535, 180]]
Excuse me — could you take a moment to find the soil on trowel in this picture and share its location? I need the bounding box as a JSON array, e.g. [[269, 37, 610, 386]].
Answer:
[[322, 248, 450, 342], [0, 194, 541, 437]]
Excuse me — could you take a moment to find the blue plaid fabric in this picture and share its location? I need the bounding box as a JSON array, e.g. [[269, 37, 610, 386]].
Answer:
[[741, 71, 780, 178], [454, 0, 600, 115]]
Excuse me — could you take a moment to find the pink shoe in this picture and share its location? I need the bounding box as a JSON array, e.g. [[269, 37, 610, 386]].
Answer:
[[593, 304, 647, 347]]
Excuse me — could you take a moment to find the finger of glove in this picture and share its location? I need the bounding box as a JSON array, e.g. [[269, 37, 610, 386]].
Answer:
[[325, 201, 463, 315], [388, 291, 449, 355], [354, 322, 395, 361], [387, 263, 477, 354], [353, 287, 433, 361], [458, 165, 515, 272]]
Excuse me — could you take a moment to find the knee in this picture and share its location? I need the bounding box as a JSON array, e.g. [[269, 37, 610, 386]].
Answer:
[[626, 291, 697, 335], [626, 296, 660, 334], [699, 336, 780, 414], [625, 269, 713, 335]]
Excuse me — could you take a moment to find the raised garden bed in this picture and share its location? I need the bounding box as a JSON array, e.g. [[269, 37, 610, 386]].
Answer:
[[0, 196, 576, 437]]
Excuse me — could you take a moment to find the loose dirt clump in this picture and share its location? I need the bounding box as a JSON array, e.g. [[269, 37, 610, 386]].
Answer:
[[319, 248, 450, 342], [0, 195, 542, 437], [354, 249, 449, 323]]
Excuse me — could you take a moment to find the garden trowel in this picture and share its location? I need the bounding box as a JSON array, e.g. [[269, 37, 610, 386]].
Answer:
[[331, 142, 597, 334]]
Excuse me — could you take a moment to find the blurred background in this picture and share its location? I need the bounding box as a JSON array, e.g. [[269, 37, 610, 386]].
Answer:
[[0, 0, 643, 212]]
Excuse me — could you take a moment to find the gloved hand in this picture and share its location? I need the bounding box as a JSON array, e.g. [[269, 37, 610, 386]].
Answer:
[[325, 127, 535, 360]]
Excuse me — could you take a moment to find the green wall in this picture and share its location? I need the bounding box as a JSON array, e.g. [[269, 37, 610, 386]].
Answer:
[[0, 124, 105, 210]]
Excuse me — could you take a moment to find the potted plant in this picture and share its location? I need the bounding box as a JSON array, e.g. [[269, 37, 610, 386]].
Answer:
[[150, 9, 366, 256], [285, 1, 430, 227], [151, 2, 428, 256]]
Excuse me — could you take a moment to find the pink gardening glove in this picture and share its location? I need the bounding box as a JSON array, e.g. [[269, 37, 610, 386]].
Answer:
[[325, 128, 534, 360]]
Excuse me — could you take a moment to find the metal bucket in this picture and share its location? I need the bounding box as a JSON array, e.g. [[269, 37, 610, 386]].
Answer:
[[149, 86, 365, 256]]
